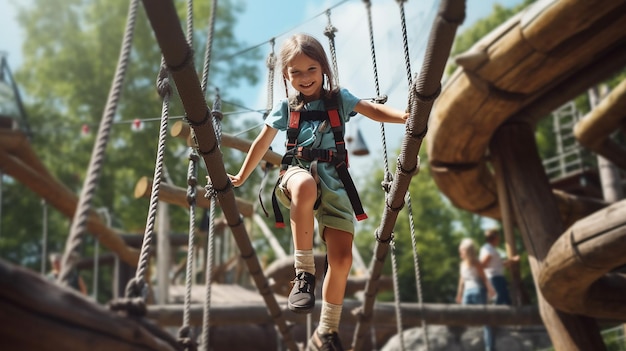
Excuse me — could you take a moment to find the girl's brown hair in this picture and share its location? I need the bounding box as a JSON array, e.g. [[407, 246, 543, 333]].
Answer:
[[279, 33, 337, 109]]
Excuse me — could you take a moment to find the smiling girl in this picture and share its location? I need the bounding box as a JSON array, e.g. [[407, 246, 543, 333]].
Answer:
[[229, 33, 407, 350]]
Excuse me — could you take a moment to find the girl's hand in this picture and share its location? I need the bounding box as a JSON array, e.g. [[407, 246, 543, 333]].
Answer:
[[228, 173, 244, 187], [488, 287, 496, 299], [456, 295, 462, 304]]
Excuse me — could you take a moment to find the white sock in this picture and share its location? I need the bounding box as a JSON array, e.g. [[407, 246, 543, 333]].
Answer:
[[294, 249, 315, 275], [318, 301, 342, 334]]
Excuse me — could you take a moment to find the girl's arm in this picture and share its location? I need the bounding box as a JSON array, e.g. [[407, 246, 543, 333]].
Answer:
[[353, 99, 408, 124], [229, 125, 278, 187], [455, 272, 464, 304]]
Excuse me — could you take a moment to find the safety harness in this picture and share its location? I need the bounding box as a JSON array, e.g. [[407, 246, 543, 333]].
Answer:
[[270, 93, 368, 228]]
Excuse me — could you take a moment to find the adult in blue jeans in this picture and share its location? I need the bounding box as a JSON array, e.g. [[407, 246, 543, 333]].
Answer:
[[456, 238, 495, 351], [480, 229, 519, 305], [479, 229, 520, 350]]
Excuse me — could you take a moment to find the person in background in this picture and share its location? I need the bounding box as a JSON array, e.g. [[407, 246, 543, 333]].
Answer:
[[456, 238, 495, 351], [480, 228, 519, 305], [47, 252, 88, 295]]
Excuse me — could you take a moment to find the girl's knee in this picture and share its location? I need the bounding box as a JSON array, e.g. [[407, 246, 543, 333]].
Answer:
[[289, 175, 318, 201]]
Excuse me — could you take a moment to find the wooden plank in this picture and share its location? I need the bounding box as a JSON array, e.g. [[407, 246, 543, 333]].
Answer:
[[0, 259, 179, 351]]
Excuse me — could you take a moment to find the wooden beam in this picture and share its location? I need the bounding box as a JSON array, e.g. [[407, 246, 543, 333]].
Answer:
[[574, 79, 626, 170], [539, 199, 626, 319], [146, 300, 542, 327], [134, 176, 254, 217], [0, 147, 140, 267], [492, 122, 605, 350], [427, 0, 626, 221], [170, 121, 282, 166]]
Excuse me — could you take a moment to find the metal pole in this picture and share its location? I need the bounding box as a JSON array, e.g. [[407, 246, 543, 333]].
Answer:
[[40, 199, 48, 274]]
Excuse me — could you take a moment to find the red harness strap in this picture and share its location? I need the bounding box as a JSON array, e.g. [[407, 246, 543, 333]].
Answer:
[[270, 94, 368, 227]]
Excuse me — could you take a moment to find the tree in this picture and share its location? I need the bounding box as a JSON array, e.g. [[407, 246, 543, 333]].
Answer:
[[355, 149, 467, 303], [2, 0, 261, 283]]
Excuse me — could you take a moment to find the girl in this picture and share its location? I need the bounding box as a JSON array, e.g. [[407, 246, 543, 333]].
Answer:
[[456, 238, 496, 351], [229, 33, 407, 350]]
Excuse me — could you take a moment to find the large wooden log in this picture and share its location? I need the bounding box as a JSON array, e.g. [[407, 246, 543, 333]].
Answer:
[[147, 300, 542, 327], [134, 176, 254, 217], [492, 122, 605, 350], [0, 259, 180, 351], [539, 200, 626, 319], [427, 0, 626, 220], [0, 131, 140, 267]]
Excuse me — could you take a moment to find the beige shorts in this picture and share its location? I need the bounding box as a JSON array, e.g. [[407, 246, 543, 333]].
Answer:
[[275, 164, 355, 236], [275, 166, 316, 208]]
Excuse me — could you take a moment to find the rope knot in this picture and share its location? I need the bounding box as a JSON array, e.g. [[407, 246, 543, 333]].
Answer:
[[108, 297, 147, 317], [177, 326, 198, 351], [204, 182, 218, 199], [108, 277, 148, 317], [380, 171, 393, 193], [156, 64, 171, 98], [397, 155, 420, 177]]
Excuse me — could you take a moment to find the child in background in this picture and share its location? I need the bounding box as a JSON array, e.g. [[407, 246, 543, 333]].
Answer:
[[456, 238, 496, 351], [229, 33, 407, 350]]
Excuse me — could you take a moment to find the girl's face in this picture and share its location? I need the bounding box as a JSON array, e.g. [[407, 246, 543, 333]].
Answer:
[[285, 53, 324, 101]]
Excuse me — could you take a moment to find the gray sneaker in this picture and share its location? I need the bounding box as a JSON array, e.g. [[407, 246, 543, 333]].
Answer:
[[306, 329, 345, 351], [287, 271, 315, 313]]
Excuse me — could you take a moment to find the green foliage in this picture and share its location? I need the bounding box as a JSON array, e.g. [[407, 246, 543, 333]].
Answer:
[[355, 149, 470, 303], [2, 0, 262, 299]]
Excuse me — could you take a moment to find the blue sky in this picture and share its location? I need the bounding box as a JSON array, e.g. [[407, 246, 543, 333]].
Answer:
[[0, 0, 524, 178]]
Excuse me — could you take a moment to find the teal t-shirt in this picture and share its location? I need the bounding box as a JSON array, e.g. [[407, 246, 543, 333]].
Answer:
[[266, 88, 362, 234], [265, 88, 360, 150]]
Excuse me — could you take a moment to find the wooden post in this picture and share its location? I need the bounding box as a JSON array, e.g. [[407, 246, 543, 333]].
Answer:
[[491, 121, 605, 351], [490, 148, 526, 306]]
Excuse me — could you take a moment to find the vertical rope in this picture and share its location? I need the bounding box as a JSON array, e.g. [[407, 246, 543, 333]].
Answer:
[[133, 61, 171, 291], [201, 0, 218, 95], [201, 191, 216, 351], [407, 191, 430, 350], [179, 149, 199, 350], [363, 0, 391, 179], [201, 89, 222, 350], [265, 38, 276, 115], [397, 0, 413, 86], [185, 0, 193, 46], [396, 1, 430, 348], [59, 0, 138, 286], [324, 9, 340, 87], [390, 236, 406, 350], [398, 1, 431, 347]]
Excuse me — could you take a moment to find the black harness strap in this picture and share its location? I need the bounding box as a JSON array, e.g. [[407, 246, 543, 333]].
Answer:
[[270, 93, 368, 228]]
